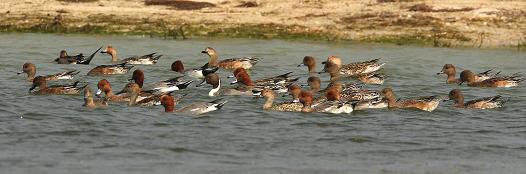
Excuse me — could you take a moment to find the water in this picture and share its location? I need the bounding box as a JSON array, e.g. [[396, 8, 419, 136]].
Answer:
[[0, 33, 525, 174]]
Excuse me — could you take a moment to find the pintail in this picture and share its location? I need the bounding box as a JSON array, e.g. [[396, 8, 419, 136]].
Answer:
[[459, 70, 523, 88], [437, 64, 500, 84], [197, 73, 253, 96], [117, 82, 187, 107], [29, 76, 86, 95], [231, 68, 299, 93], [83, 86, 108, 108], [356, 73, 385, 85], [322, 56, 385, 76], [380, 88, 442, 112], [297, 56, 317, 73], [171, 60, 219, 79], [352, 97, 388, 110], [101, 45, 162, 65], [161, 94, 228, 115], [87, 63, 134, 76], [254, 84, 304, 112], [201, 47, 260, 70], [447, 89, 506, 109], [54, 47, 102, 65], [129, 69, 193, 94], [18, 62, 80, 82]]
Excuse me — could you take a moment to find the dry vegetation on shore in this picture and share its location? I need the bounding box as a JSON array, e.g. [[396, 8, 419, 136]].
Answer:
[[1, 0, 525, 49]]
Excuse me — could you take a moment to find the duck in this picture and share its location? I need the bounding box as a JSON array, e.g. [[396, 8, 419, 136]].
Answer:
[[201, 47, 260, 70], [255, 84, 304, 112], [101, 45, 162, 64], [95, 79, 130, 102], [29, 76, 86, 95], [319, 61, 342, 81], [322, 56, 385, 76], [380, 88, 442, 112], [171, 60, 219, 79], [298, 91, 314, 112], [87, 63, 134, 76], [352, 97, 388, 110], [356, 73, 385, 85], [297, 56, 317, 73], [160, 94, 228, 115], [437, 64, 500, 84], [305, 76, 321, 93], [459, 70, 523, 88], [129, 69, 193, 94], [54, 47, 102, 65], [448, 89, 506, 109], [197, 73, 254, 96], [231, 68, 299, 93], [83, 86, 108, 108], [118, 82, 187, 107], [311, 87, 353, 114], [18, 62, 80, 82]]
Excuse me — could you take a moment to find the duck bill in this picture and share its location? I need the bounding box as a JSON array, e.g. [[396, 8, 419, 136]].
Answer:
[[201, 50, 207, 54], [297, 63, 305, 67], [17, 71, 23, 75], [436, 71, 444, 75], [321, 61, 327, 65]]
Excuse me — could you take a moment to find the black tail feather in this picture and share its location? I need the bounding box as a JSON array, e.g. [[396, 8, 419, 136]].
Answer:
[[78, 46, 103, 65]]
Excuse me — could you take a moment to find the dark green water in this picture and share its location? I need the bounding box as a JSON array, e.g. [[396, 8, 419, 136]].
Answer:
[[0, 33, 525, 174]]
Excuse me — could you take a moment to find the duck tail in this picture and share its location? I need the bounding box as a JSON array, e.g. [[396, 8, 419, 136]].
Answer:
[[151, 54, 163, 63], [211, 99, 228, 110], [67, 70, 81, 76], [78, 46, 103, 65], [176, 80, 193, 90], [248, 57, 260, 65]]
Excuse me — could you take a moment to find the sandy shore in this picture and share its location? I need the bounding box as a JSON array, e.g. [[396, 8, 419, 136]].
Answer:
[[1, 0, 525, 48]]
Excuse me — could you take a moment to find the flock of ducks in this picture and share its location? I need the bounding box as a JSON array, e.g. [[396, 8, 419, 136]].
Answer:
[[19, 45, 524, 115]]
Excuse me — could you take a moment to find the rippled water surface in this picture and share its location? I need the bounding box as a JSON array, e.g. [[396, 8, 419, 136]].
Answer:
[[1, 33, 525, 174]]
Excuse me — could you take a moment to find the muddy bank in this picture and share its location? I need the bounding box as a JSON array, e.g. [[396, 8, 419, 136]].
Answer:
[[1, 0, 525, 49]]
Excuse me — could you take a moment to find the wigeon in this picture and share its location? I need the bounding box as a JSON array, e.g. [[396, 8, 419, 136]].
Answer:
[[54, 47, 102, 65], [101, 45, 162, 64], [201, 47, 260, 70], [87, 63, 134, 76], [171, 60, 219, 79], [459, 70, 523, 88], [448, 89, 506, 109], [380, 88, 442, 112], [161, 94, 228, 115], [29, 76, 86, 95], [297, 56, 317, 73], [18, 62, 79, 82], [231, 68, 299, 93], [83, 86, 108, 108], [299, 91, 314, 112], [437, 64, 500, 84], [312, 87, 353, 114], [129, 69, 193, 94], [322, 56, 385, 76], [96, 79, 130, 102]]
